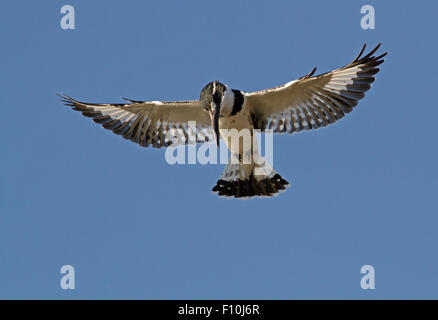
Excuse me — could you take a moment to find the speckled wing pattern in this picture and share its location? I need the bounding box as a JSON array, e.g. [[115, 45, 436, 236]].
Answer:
[[60, 95, 212, 148], [246, 43, 387, 133]]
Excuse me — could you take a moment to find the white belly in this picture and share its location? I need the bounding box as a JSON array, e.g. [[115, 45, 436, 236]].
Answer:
[[218, 106, 258, 158]]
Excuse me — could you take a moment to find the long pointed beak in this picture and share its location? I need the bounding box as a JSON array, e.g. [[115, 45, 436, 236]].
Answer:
[[210, 104, 220, 147]]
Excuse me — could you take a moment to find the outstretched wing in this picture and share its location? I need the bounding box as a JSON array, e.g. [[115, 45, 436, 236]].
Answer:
[[60, 95, 212, 148], [246, 43, 387, 133]]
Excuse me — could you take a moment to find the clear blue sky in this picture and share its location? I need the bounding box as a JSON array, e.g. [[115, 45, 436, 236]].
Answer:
[[1, 1, 437, 299]]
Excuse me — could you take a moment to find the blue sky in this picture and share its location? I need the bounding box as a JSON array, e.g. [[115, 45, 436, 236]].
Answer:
[[1, 1, 437, 299]]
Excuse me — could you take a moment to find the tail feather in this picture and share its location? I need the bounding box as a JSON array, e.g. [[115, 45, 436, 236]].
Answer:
[[212, 161, 290, 198]]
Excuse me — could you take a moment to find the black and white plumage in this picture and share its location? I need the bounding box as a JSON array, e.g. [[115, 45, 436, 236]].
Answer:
[[60, 99, 212, 148], [61, 43, 387, 199]]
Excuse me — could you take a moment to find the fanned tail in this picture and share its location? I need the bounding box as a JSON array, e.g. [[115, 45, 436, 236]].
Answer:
[[212, 155, 289, 198]]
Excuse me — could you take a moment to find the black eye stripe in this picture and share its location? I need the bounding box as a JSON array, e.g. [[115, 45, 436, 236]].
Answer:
[[212, 90, 221, 105]]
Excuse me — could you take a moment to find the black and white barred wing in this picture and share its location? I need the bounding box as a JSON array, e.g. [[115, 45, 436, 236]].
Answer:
[[60, 96, 212, 148], [246, 44, 387, 133]]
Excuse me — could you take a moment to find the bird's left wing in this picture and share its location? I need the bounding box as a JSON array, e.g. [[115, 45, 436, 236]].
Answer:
[[60, 95, 212, 148], [246, 43, 387, 133]]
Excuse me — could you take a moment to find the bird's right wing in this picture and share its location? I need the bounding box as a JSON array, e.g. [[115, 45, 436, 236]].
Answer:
[[246, 44, 387, 133], [60, 95, 212, 148]]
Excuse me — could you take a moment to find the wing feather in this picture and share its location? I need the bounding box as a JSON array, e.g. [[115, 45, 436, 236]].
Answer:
[[246, 43, 387, 134], [60, 95, 211, 148]]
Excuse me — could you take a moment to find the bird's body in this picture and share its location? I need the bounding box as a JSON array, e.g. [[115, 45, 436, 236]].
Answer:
[[211, 86, 283, 197], [61, 44, 387, 198]]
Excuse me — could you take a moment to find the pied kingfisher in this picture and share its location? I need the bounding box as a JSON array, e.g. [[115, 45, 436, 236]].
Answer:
[[60, 43, 387, 198]]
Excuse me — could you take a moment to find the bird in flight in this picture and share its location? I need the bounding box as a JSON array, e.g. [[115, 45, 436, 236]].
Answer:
[[60, 43, 386, 199]]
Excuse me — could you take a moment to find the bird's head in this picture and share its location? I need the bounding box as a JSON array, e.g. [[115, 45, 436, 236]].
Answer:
[[200, 81, 229, 147]]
